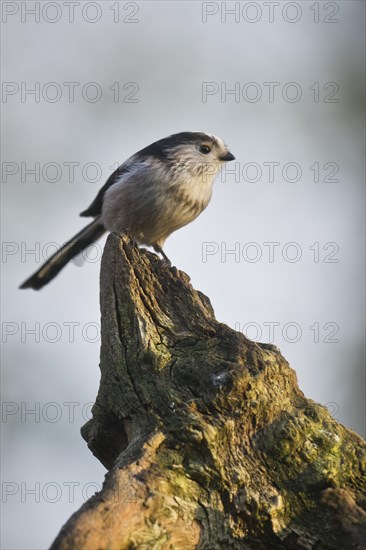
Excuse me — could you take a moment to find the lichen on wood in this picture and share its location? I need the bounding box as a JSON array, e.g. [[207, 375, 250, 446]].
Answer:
[[51, 233, 366, 550]]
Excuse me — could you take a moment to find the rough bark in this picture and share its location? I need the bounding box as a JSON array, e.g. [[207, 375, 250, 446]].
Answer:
[[51, 233, 366, 550]]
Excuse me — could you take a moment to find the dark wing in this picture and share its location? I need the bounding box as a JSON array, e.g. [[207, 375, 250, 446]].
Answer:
[[80, 163, 131, 217]]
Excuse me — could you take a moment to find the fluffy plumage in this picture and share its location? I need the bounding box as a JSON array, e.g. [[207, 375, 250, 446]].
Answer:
[[20, 131, 235, 290]]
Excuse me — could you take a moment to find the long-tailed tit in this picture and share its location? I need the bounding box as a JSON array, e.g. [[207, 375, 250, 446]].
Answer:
[[20, 131, 235, 290]]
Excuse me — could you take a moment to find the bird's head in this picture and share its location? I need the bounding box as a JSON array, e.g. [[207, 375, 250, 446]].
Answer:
[[164, 132, 235, 178], [140, 131, 235, 181]]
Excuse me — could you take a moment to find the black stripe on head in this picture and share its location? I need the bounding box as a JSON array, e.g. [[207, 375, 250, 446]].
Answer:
[[136, 132, 217, 161]]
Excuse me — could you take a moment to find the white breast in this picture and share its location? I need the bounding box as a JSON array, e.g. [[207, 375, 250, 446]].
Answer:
[[101, 158, 218, 247]]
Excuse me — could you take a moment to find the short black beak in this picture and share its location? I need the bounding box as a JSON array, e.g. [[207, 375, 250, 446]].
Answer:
[[220, 151, 235, 162]]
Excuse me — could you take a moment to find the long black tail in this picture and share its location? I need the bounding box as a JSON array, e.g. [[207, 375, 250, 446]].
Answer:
[[19, 218, 106, 290]]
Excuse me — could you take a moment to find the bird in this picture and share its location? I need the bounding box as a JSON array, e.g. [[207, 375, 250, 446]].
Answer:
[[20, 131, 235, 290]]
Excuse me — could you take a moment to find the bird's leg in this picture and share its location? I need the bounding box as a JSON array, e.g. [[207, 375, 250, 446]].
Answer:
[[153, 243, 171, 266]]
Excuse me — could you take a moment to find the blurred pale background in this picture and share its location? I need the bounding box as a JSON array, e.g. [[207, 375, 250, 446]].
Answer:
[[1, 1, 365, 548]]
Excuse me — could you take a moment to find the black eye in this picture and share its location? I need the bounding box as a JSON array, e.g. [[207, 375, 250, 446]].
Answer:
[[199, 145, 211, 154]]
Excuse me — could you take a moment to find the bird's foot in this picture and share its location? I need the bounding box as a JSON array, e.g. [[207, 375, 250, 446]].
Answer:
[[153, 244, 172, 267]]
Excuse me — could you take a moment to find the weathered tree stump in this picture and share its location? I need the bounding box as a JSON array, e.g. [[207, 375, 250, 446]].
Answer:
[[51, 233, 366, 550]]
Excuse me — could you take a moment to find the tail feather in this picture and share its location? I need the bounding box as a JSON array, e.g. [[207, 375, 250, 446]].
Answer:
[[19, 219, 106, 290]]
